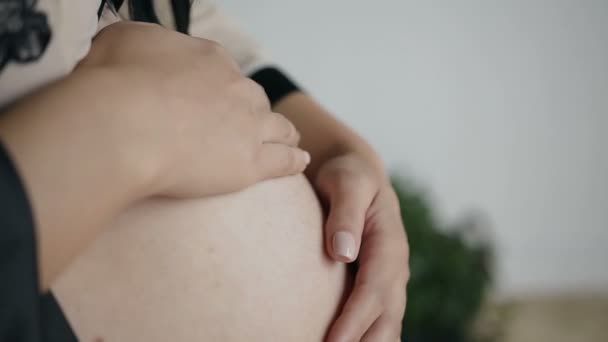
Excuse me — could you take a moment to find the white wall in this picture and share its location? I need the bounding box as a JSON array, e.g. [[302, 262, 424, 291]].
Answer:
[[219, 0, 608, 297]]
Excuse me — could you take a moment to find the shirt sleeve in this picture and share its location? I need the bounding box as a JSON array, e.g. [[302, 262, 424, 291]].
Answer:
[[117, 0, 302, 105], [0, 140, 41, 342]]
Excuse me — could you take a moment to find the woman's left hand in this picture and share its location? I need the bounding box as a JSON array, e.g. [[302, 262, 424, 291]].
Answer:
[[315, 153, 409, 342]]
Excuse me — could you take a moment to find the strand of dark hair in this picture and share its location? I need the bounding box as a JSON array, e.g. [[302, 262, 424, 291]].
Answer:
[[170, 0, 191, 34], [112, 0, 191, 34]]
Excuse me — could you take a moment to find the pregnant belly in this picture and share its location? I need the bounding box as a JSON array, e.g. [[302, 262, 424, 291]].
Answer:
[[52, 175, 352, 341]]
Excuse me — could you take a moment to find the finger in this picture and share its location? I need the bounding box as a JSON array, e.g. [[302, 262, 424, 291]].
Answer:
[[326, 282, 383, 342], [327, 202, 408, 342], [256, 143, 310, 180], [328, 237, 405, 342], [317, 173, 375, 263], [357, 202, 410, 288], [361, 314, 402, 342], [261, 112, 300, 146], [325, 185, 374, 263]]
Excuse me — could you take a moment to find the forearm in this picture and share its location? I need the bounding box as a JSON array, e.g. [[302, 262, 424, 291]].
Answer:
[[273, 92, 386, 180], [0, 67, 150, 290]]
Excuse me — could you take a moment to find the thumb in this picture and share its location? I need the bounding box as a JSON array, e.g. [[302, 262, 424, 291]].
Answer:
[[319, 176, 375, 263]]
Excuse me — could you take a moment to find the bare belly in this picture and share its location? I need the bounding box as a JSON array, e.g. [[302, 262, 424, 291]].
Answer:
[[52, 175, 351, 341]]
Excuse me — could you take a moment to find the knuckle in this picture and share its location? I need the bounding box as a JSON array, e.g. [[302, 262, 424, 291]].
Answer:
[[325, 165, 366, 187], [283, 117, 297, 140], [247, 80, 271, 110], [198, 38, 223, 53], [198, 39, 240, 70], [317, 165, 346, 186], [232, 79, 262, 116], [234, 79, 269, 112], [247, 79, 266, 97]]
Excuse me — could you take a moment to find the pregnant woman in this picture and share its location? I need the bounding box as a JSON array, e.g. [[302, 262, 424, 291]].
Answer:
[[0, 1, 409, 341]]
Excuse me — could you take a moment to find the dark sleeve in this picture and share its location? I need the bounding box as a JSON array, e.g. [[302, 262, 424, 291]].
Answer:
[[39, 292, 77, 342], [249, 67, 301, 106], [0, 140, 41, 342]]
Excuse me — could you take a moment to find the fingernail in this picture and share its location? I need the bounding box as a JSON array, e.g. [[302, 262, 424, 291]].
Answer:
[[333, 231, 356, 261], [303, 151, 311, 165]]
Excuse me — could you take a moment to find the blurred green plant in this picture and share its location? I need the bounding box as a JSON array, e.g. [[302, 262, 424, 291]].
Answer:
[[393, 178, 494, 342]]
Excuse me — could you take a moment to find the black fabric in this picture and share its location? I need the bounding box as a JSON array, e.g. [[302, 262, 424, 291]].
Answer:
[[128, 0, 190, 34], [101, 0, 126, 16], [39, 293, 77, 342], [249, 67, 301, 106], [170, 0, 191, 34], [129, 0, 161, 26], [0, 141, 77, 341], [112, 0, 126, 11], [0, 0, 52, 73], [0, 140, 40, 342]]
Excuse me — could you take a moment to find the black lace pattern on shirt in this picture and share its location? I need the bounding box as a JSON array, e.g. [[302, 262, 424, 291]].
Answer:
[[0, 0, 51, 72]]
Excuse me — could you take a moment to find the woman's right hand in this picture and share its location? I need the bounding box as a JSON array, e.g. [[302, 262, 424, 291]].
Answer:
[[81, 22, 309, 198]]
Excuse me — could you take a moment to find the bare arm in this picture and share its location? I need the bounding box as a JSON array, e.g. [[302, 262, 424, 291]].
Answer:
[[0, 67, 148, 290], [0, 22, 309, 291]]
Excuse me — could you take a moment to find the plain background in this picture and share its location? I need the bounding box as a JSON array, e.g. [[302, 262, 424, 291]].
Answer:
[[219, 0, 608, 297]]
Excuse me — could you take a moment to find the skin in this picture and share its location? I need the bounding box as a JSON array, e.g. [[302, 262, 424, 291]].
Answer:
[[53, 175, 352, 341], [2, 20, 410, 341], [0, 22, 309, 289], [275, 93, 410, 342]]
